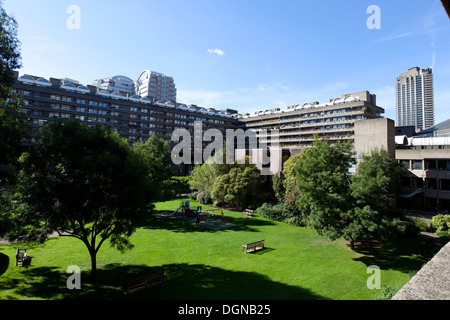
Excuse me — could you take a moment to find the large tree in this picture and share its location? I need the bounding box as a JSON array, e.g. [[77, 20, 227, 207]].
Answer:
[[0, 1, 22, 98], [344, 148, 405, 248], [295, 137, 405, 249], [132, 134, 172, 201], [0, 96, 30, 166], [295, 137, 355, 242], [16, 119, 155, 281], [0, 2, 29, 168]]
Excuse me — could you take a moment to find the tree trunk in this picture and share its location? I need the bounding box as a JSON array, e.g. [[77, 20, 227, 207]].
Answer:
[[89, 248, 97, 282], [350, 240, 355, 250]]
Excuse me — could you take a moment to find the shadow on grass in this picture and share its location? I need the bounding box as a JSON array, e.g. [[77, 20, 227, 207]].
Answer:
[[0, 252, 9, 276], [351, 236, 448, 274], [3, 263, 326, 300], [139, 210, 276, 234]]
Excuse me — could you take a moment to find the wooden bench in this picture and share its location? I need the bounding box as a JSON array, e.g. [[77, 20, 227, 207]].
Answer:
[[242, 240, 265, 253], [123, 271, 165, 295], [243, 209, 254, 217], [16, 248, 32, 267]]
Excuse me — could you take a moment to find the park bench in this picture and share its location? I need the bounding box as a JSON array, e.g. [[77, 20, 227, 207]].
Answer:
[[242, 240, 265, 253], [243, 209, 254, 217], [123, 270, 165, 295], [16, 248, 32, 267]]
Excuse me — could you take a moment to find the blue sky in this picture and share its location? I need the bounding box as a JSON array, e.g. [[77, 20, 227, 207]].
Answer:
[[4, 0, 450, 124]]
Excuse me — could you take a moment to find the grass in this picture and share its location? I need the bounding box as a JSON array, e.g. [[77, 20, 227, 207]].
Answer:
[[0, 198, 440, 300]]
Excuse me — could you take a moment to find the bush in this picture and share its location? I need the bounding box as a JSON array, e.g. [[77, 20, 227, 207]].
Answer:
[[197, 191, 213, 205], [255, 202, 302, 223], [432, 215, 450, 237], [188, 191, 199, 201], [399, 220, 420, 238], [375, 285, 399, 300]]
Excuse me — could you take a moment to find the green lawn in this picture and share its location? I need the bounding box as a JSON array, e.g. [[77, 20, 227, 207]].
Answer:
[[0, 198, 434, 300]]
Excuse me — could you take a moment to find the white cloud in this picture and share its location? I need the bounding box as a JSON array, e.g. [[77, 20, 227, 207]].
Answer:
[[207, 48, 225, 56]]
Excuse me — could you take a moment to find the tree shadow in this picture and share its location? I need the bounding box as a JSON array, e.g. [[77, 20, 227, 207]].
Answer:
[[0, 252, 9, 276], [351, 236, 446, 274], [3, 263, 327, 300], [139, 210, 276, 234]]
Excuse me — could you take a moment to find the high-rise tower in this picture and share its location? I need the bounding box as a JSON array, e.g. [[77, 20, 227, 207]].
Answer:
[[396, 67, 434, 131]]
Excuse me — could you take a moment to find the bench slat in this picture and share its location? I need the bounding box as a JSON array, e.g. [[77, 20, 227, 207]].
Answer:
[[124, 271, 164, 295]]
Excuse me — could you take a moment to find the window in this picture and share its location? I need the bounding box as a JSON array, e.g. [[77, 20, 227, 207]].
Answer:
[[400, 160, 410, 170], [412, 160, 423, 170]]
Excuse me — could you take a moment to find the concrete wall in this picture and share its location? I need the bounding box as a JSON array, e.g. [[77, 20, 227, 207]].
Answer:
[[354, 117, 396, 160]]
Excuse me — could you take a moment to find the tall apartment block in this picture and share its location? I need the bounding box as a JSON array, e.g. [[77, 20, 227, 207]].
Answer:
[[396, 67, 434, 132], [135, 70, 177, 102], [12, 72, 237, 175]]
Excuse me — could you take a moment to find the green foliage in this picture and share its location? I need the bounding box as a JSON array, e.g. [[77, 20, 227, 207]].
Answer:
[[211, 164, 264, 208], [0, 2, 22, 97], [281, 152, 305, 204], [132, 135, 172, 201], [431, 215, 450, 237], [0, 95, 30, 166], [255, 202, 302, 225], [14, 119, 156, 280], [295, 137, 405, 249], [375, 285, 399, 300], [295, 137, 355, 242], [197, 190, 213, 205], [189, 155, 266, 209]]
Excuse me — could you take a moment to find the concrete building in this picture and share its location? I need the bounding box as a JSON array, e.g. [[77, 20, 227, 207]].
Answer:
[[238, 91, 384, 156], [396, 128, 450, 212], [354, 117, 396, 160], [92, 75, 136, 94], [135, 70, 176, 102], [396, 67, 434, 132], [12, 72, 239, 175]]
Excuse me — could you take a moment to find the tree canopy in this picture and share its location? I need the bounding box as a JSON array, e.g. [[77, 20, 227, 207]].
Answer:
[[15, 119, 160, 280], [295, 137, 405, 249], [0, 1, 22, 98]]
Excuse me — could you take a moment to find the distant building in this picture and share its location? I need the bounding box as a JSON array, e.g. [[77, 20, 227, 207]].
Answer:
[[396, 67, 434, 132], [238, 91, 384, 155], [135, 70, 176, 102], [92, 75, 135, 94], [396, 120, 450, 212]]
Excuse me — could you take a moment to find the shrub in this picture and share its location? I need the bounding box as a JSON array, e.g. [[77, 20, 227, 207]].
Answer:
[[409, 217, 431, 232], [197, 191, 213, 205], [399, 220, 420, 238], [188, 191, 199, 201], [255, 202, 301, 223], [375, 285, 399, 300], [431, 215, 450, 237]]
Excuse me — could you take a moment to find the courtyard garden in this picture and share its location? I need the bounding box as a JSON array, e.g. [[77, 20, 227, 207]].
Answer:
[[0, 198, 439, 300]]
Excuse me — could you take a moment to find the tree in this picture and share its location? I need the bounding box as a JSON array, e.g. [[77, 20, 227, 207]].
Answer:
[[296, 137, 406, 250], [0, 96, 30, 166], [132, 135, 172, 201], [280, 152, 307, 204], [211, 157, 265, 209], [0, 1, 22, 98], [16, 119, 154, 281], [344, 149, 405, 248], [295, 137, 355, 242], [0, 2, 28, 168]]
